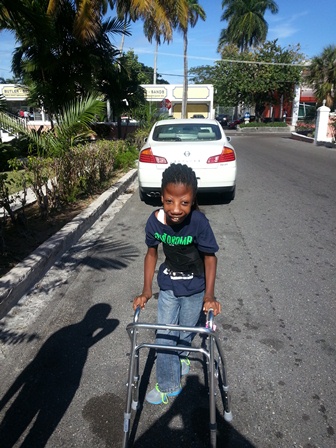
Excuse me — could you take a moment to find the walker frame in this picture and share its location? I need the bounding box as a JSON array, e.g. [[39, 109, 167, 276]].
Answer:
[[122, 307, 232, 448]]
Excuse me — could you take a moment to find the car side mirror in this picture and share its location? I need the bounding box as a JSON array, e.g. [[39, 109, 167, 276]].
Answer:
[[144, 137, 148, 142], [227, 136, 231, 142]]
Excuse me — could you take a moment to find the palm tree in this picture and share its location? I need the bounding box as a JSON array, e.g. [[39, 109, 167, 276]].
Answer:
[[307, 45, 336, 109], [3, 0, 126, 116], [178, 0, 206, 118], [218, 0, 278, 52], [46, 0, 115, 42], [143, 8, 174, 84], [117, 0, 188, 85]]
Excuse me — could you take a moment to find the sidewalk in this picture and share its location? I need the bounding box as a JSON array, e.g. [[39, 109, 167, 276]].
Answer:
[[0, 169, 137, 319]]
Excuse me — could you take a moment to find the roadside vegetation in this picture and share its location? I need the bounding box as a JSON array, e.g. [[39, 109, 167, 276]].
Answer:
[[239, 121, 288, 128], [0, 95, 139, 258]]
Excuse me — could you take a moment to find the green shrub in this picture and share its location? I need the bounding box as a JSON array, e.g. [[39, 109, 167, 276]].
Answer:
[[113, 147, 138, 170], [4, 138, 138, 220], [130, 128, 149, 150], [0, 137, 31, 171]]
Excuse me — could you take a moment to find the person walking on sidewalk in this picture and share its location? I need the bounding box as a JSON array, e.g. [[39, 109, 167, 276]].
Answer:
[[133, 163, 221, 405]]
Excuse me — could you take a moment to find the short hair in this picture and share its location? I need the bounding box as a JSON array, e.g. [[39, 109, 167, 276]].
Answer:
[[161, 164, 198, 208]]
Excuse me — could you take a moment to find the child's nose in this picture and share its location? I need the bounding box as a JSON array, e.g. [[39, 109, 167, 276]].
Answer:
[[172, 202, 181, 213]]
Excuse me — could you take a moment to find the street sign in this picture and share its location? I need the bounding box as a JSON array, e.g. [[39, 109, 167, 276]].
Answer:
[[164, 98, 171, 110]]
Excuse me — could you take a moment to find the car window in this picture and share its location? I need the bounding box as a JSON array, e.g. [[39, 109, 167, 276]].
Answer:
[[153, 124, 221, 141]]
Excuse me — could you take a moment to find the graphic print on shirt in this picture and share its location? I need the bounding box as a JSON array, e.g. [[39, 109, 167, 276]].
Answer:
[[154, 232, 193, 246]]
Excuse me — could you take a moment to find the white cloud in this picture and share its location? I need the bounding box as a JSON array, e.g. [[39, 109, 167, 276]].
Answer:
[[269, 23, 298, 39], [268, 11, 309, 39]]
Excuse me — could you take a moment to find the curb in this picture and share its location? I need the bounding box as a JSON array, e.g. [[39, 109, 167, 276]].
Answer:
[[237, 127, 291, 133], [290, 132, 314, 143], [0, 169, 138, 319]]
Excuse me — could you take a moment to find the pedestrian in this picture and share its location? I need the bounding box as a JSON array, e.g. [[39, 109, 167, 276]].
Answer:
[[133, 163, 221, 405], [19, 109, 24, 119]]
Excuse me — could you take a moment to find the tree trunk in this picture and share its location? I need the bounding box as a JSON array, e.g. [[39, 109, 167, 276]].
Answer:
[[181, 30, 188, 119], [153, 41, 158, 84]]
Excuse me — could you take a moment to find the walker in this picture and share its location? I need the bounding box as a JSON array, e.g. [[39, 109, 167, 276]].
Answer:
[[122, 306, 233, 448]]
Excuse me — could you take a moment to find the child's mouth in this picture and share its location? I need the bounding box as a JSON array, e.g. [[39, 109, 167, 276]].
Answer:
[[168, 215, 183, 223]]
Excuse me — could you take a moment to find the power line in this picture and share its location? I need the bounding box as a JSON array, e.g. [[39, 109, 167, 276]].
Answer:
[[217, 58, 310, 67]]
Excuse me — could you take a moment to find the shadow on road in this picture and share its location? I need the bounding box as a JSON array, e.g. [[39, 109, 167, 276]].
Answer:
[[127, 348, 255, 448], [0, 303, 119, 447]]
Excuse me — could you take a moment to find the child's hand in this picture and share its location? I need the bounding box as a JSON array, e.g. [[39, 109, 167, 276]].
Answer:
[[203, 297, 221, 316], [133, 294, 149, 311]]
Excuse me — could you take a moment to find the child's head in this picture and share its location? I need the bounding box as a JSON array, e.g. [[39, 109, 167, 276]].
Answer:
[[161, 164, 198, 225], [162, 163, 198, 199]]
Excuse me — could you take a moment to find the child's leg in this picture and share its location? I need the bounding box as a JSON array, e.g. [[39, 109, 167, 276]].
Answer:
[[178, 291, 204, 352], [156, 289, 181, 393]]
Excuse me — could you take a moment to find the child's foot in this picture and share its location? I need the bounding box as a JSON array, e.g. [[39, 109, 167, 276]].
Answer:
[[180, 357, 190, 376], [145, 383, 182, 404]]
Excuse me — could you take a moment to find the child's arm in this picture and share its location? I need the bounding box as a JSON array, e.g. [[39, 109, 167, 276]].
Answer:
[[203, 253, 221, 316], [133, 246, 158, 310]]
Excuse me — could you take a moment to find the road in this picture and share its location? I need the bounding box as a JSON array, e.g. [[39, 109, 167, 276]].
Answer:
[[0, 135, 335, 447]]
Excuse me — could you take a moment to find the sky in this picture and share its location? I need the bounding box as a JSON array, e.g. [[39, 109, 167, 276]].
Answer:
[[0, 0, 335, 83]]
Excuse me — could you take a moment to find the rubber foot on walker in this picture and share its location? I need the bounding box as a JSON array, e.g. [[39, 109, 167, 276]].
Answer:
[[132, 400, 139, 410], [224, 410, 233, 422]]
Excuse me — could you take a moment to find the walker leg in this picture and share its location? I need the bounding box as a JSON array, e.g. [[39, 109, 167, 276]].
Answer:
[[122, 329, 138, 448], [132, 351, 140, 410], [215, 341, 233, 422], [208, 334, 217, 448]]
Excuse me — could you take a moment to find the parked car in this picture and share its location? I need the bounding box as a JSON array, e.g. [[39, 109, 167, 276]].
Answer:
[[191, 114, 206, 118], [215, 114, 229, 127], [227, 117, 244, 129], [120, 116, 139, 125], [138, 118, 237, 202]]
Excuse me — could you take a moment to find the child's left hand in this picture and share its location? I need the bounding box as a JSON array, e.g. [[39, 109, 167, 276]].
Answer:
[[203, 297, 221, 316]]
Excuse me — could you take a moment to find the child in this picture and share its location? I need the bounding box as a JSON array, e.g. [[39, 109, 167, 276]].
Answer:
[[133, 163, 221, 405]]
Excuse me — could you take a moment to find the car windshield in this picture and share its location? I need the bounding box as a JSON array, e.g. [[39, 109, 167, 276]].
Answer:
[[152, 123, 222, 142]]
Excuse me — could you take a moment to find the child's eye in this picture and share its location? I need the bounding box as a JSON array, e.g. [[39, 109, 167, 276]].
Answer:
[[182, 202, 189, 206]]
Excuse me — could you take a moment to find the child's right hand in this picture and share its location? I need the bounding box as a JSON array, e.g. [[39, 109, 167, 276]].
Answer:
[[133, 294, 149, 311]]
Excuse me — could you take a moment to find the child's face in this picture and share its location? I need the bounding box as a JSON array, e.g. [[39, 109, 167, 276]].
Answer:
[[161, 182, 194, 225]]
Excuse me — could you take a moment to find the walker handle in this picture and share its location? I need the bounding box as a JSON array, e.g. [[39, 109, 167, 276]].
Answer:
[[206, 309, 215, 330], [134, 305, 141, 323]]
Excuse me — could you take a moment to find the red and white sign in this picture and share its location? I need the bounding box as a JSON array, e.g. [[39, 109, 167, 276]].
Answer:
[[162, 98, 171, 110]]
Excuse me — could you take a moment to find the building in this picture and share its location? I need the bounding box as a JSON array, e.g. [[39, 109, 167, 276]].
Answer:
[[261, 86, 317, 126], [0, 84, 52, 142], [0, 84, 50, 121], [141, 84, 215, 119]]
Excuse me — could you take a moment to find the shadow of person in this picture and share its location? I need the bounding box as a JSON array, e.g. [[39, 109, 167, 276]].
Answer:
[[0, 303, 119, 448], [132, 375, 255, 448]]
